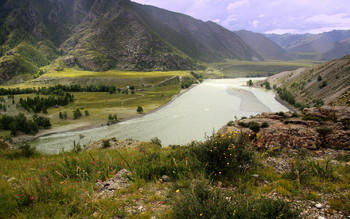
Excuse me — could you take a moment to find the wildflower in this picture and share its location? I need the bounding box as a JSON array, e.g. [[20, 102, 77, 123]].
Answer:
[[60, 180, 67, 184], [219, 172, 221, 174], [200, 213, 203, 216], [227, 163, 230, 165], [91, 161, 95, 165], [347, 161, 350, 166], [176, 189, 180, 193], [30, 196, 35, 200], [159, 201, 164, 205]]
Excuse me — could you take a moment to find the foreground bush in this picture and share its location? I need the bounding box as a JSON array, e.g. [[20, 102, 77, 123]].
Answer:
[[172, 182, 300, 219], [190, 133, 255, 179]]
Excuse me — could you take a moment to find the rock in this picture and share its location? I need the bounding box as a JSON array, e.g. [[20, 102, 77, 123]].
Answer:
[[95, 169, 131, 198], [315, 203, 324, 209], [161, 175, 171, 182], [318, 217, 326, 219], [252, 174, 259, 178], [219, 106, 350, 150]]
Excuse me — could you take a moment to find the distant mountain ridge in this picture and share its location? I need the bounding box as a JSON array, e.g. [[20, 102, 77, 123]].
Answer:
[[234, 30, 288, 60], [0, 0, 262, 83], [266, 30, 350, 61]]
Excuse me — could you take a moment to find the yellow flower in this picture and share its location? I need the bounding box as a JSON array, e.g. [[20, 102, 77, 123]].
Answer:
[[176, 189, 180, 193], [200, 213, 203, 216], [219, 172, 221, 174], [227, 163, 230, 165]]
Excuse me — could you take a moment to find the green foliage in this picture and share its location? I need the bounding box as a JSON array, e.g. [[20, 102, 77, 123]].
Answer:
[[137, 106, 144, 114], [107, 114, 118, 125], [15, 42, 49, 67], [247, 79, 253, 87], [19, 93, 74, 113], [261, 122, 269, 128], [227, 120, 235, 126], [319, 81, 328, 89], [172, 182, 300, 219], [102, 139, 111, 149], [263, 80, 271, 90], [283, 158, 338, 185], [190, 134, 255, 179], [73, 109, 82, 120], [0, 113, 50, 136], [150, 137, 162, 147], [316, 127, 333, 136], [238, 121, 261, 133], [276, 87, 296, 105], [317, 75, 323, 81], [181, 76, 195, 89], [131, 144, 191, 180]]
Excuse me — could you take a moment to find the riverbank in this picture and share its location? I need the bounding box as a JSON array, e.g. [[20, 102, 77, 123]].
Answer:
[[11, 84, 199, 144]]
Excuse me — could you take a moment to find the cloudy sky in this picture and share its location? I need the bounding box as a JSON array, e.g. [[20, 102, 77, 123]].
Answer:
[[132, 0, 350, 34]]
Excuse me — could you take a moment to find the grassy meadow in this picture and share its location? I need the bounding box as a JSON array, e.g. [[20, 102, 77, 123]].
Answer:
[[0, 68, 192, 137], [0, 133, 349, 218], [208, 60, 323, 78]]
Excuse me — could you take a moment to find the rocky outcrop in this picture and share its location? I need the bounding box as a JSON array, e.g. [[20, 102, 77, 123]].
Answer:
[[95, 169, 131, 198], [219, 106, 350, 150]]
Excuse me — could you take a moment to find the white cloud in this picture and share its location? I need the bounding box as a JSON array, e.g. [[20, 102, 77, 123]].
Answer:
[[227, 0, 249, 11], [264, 29, 299, 34], [132, 0, 350, 34], [306, 13, 350, 25], [252, 20, 259, 27]]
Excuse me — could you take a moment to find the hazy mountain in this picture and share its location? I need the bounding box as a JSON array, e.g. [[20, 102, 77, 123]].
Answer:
[[268, 55, 350, 106], [0, 0, 262, 83], [266, 30, 350, 61], [235, 30, 288, 60]]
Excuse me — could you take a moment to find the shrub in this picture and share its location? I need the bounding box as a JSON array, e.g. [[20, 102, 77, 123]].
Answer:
[[284, 158, 337, 185], [102, 139, 111, 149], [316, 127, 333, 136], [249, 122, 260, 133], [136, 106, 144, 114], [261, 122, 269, 128], [172, 182, 300, 219], [319, 81, 327, 89], [190, 134, 255, 178], [227, 120, 234, 126], [150, 137, 162, 147]]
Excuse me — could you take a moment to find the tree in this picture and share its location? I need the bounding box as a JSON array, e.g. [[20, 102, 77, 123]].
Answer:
[[137, 106, 144, 114], [247, 79, 253, 87], [59, 112, 64, 119], [73, 109, 82, 120], [84, 110, 90, 117]]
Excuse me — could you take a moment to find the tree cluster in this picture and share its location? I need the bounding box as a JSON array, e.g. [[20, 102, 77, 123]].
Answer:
[[0, 84, 120, 96], [19, 93, 74, 113], [0, 113, 51, 136]]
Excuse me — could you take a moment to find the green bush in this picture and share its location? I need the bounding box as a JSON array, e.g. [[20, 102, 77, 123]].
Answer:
[[190, 134, 255, 178], [227, 120, 234, 126], [172, 182, 300, 219], [102, 139, 111, 149]]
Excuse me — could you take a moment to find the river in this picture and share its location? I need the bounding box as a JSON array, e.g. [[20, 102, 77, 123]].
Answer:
[[33, 78, 289, 153]]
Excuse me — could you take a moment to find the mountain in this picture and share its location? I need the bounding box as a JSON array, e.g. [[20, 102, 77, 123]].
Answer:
[[267, 55, 350, 106], [0, 0, 262, 83], [235, 30, 288, 60], [266, 30, 350, 61]]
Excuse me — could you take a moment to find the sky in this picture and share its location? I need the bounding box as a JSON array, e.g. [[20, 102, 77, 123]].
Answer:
[[132, 0, 350, 34]]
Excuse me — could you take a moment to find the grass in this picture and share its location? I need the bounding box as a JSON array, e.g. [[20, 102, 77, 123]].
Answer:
[[0, 84, 181, 136], [0, 132, 349, 218], [206, 59, 323, 78], [43, 68, 191, 78]]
